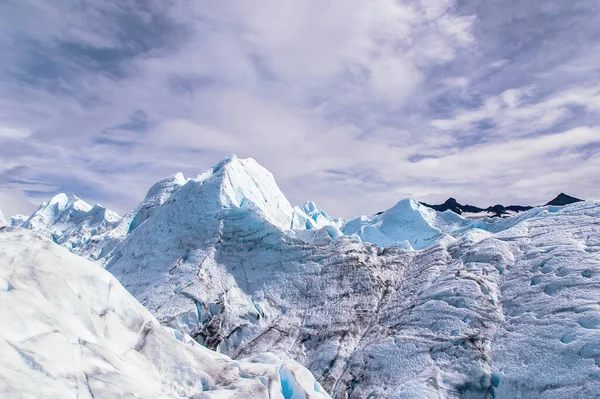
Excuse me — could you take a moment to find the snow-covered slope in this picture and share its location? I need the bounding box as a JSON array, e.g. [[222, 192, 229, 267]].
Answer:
[[342, 198, 473, 249], [0, 227, 330, 399], [84, 172, 189, 261], [0, 208, 6, 227]]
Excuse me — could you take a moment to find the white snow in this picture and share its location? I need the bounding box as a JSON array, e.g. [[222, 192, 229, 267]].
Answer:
[[0, 228, 331, 399], [0, 208, 6, 227]]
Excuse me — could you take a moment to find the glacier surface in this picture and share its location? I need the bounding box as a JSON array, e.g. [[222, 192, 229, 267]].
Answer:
[[0, 228, 330, 399], [3, 155, 600, 398]]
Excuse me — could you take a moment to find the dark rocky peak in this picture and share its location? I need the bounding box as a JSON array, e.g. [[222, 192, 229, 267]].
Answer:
[[545, 193, 583, 206]]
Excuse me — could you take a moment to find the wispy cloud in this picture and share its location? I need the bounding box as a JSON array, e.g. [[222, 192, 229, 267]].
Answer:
[[0, 0, 599, 217]]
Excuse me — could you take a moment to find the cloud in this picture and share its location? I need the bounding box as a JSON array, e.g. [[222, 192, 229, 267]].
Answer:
[[0, 0, 599, 218], [429, 85, 591, 134], [415, 127, 600, 175], [0, 126, 30, 139]]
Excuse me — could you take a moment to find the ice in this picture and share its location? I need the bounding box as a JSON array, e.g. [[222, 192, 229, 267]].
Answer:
[[12, 173, 187, 263], [17, 193, 121, 259], [102, 157, 600, 397], [343, 198, 472, 249], [6, 155, 600, 398], [0, 208, 5, 227], [8, 214, 27, 226], [208, 155, 297, 230], [302, 201, 336, 229], [12, 160, 347, 261], [84, 172, 189, 260], [0, 228, 330, 399], [126, 172, 188, 233]]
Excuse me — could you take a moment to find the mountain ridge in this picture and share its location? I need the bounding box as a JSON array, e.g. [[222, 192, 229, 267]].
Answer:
[[421, 193, 584, 218], [4, 155, 589, 255], [545, 192, 584, 206]]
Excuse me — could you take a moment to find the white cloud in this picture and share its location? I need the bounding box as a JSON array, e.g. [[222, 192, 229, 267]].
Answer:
[[368, 57, 423, 103], [1, 0, 600, 218], [441, 77, 469, 88], [431, 84, 600, 136], [0, 125, 30, 139]]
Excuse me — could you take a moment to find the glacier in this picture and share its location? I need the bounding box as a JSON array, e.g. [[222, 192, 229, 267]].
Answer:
[[342, 198, 473, 250], [3, 155, 600, 398], [8, 214, 27, 227], [16, 193, 121, 260], [0, 227, 330, 399]]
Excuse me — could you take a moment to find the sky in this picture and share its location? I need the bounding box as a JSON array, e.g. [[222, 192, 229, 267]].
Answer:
[[1, 0, 600, 218]]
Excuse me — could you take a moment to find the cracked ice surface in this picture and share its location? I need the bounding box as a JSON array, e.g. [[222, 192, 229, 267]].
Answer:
[[106, 166, 600, 397], [6, 156, 600, 398], [0, 228, 331, 399]]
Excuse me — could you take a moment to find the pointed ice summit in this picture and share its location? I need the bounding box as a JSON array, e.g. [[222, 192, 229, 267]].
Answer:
[[343, 198, 472, 249], [15, 193, 121, 258], [107, 155, 340, 264]]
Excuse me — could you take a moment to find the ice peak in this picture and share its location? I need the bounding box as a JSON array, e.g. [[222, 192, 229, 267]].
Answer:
[[47, 193, 69, 207], [20, 193, 121, 257], [303, 201, 318, 214], [387, 198, 426, 214], [186, 155, 295, 231], [343, 197, 471, 249], [9, 214, 27, 227], [0, 207, 6, 227], [173, 171, 186, 183], [89, 203, 121, 223], [296, 200, 337, 230], [145, 172, 187, 200], [68, 194, 93, 212], [212, 153, 239, 172]]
